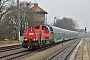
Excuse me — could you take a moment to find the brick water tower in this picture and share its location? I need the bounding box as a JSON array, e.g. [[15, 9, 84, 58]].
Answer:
[[28, 2, 48, 28]]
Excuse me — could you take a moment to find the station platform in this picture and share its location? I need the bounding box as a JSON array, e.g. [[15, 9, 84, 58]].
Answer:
[[70, 38, 90, 60]]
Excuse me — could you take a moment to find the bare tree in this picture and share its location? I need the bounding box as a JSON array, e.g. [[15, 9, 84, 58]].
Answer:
[[55, 17, 79, 31], [0, 1, 34, 40], [0, 0, 16, 40], [0, 22, 5, 40], [19, 2, 33, 36], [0, 0, 14, 21]]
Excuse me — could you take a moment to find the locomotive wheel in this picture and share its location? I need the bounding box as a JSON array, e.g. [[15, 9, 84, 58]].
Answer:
[[42, 40, 47, 47], [49, 40, 54, 45], [22, 41, 28, 48]]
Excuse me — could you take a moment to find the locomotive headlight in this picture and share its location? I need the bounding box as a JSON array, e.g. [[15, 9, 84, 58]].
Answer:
[[25, 38, 27, 41], [33, 39, 35, 41]]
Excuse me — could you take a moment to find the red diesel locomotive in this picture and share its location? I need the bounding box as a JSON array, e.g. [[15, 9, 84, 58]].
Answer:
[[22, 24, 78, 49], [22, 25, 52, 49]]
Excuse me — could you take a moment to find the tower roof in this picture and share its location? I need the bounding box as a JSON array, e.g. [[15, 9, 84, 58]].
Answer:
[[29, 2, 48, 14]]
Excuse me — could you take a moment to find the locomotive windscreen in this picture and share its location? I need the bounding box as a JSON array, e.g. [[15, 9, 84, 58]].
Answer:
[[45, 25, 53, 34], [35, 25, 48, 30]]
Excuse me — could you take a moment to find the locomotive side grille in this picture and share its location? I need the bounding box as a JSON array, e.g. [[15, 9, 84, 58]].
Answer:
[[45, 37, 49, 39]]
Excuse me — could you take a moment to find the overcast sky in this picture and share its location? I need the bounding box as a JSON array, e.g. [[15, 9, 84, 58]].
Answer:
[[20, 0, 90, 31]]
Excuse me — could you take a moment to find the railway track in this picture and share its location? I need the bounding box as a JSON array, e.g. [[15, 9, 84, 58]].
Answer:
[[0, 48, 29, 60], [0, 46, 49, 60], [42, 38, 81, 60], [0, 44, 22, 52], [0, 44, 28, 60], [0, 43, 56, 60], [0, 38, 81, 60]]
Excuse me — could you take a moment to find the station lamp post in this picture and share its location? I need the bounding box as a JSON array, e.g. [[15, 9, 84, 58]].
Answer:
[[54, 17, 56, 26], [85, 22, 87, 33], [54, 16, 59, 26]]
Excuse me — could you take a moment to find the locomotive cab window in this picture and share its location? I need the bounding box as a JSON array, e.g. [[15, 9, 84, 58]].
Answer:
[[35, 26, 39, 29], [42, 26, 48, 30], [35, 25, 49, 30]]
